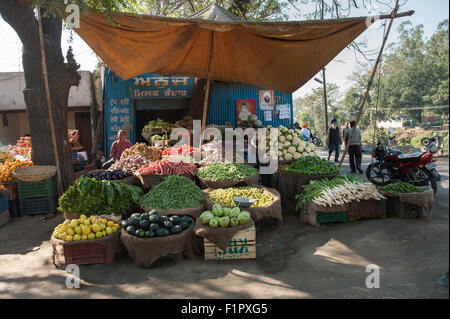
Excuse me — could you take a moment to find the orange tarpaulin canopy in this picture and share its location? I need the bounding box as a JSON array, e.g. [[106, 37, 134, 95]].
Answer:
[[75, 11, 371, 93]]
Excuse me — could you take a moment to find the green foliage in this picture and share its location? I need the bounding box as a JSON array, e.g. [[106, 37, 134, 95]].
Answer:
[[58, 177, 143, 215]]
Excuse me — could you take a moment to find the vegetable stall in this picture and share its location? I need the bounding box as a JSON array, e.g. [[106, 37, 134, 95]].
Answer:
[[9, 3, 420, 269]]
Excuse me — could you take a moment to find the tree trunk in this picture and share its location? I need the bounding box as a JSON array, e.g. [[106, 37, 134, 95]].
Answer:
[[0, 1, 80, 191]]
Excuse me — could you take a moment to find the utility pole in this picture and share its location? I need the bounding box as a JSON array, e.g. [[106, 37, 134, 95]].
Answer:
[[321, 0, 329, 138]]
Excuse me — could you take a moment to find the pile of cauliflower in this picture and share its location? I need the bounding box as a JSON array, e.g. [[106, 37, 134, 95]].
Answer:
[[263, 125, 318, 162]]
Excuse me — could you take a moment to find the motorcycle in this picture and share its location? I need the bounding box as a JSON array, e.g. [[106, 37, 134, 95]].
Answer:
[[311, 134, 323, 147], [421, 132, 445, 155], [366, 128, 441, 194]]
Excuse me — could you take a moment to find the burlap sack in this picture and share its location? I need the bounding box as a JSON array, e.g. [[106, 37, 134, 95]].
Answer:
[[141, 203, 204, 219], [198, 174, 259, 189], [63, 211, 125, 221], [120, 222, 199, 268], [193, 218, 254, 251], [0, 209, 10, 227], [378, 186, 434, 213], [135, 172, 194, 189], [118, 174, 138, 186], [203, 186, 282, 226], [300, 198, 386, 227], [51, 229, 122, 267]]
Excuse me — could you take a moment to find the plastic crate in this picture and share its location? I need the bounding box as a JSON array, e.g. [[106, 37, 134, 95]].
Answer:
[[316, 211, 348, 224], [17, 176, 57, 199], [63, 242, 111, 266], [18, 195, 58, 216], [0, 194, 8, 212]]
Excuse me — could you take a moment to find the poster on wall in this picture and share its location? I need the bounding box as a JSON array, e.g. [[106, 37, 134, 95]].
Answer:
[[236, 99, 257, 124], [276, 104, 291, 120], [259, 90, 274, 110]]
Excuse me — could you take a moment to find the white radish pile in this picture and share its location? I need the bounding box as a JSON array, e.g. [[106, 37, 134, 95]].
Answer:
[[312, 181, 386, 207]]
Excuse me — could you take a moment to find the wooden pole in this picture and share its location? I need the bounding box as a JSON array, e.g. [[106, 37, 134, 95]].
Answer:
[[338, 0, 400, 169], [200, 30, 215, 147], [37, 5, 64, 195]]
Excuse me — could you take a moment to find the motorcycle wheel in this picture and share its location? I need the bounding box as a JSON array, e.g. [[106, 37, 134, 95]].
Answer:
[[421, 137, 431, 147], [366, 163, 392, 186], [407, 167, 438, 194]]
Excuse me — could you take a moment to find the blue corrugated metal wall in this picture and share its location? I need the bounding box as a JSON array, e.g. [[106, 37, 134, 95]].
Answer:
[[208, 81, 293, 128], [104, 69, 135, 157]]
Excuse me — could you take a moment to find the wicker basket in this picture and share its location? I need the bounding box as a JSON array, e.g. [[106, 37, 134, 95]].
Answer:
[[13, 165, 57, 183]]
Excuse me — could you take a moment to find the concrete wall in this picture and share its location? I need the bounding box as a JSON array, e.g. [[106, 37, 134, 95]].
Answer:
[[0, 110, 81, 147], [0, 71, 93, 111], [0, 112, 30, 146]]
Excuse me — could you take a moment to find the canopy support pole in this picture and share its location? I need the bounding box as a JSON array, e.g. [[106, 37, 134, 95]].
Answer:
[[37, 5, 63, 195], [338, 0, 400, 170], [200, 31, 215, 148]]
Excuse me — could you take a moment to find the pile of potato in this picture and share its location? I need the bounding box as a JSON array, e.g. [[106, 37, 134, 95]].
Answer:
[[120, 143, 162, 162]]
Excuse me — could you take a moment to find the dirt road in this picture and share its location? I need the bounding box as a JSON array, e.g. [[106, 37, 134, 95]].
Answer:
[[0, 157, 448, 299]]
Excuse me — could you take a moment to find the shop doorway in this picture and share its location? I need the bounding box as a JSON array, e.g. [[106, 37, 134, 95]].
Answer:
[[134, 99, 190, 144], [75, 112, 93, 162]]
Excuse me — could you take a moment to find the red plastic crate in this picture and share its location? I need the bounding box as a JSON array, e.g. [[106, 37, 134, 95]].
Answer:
[[62, 242, 115, 266]]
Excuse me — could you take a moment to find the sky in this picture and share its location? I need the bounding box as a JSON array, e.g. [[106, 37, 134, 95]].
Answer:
[[0, 0, 448, 100]]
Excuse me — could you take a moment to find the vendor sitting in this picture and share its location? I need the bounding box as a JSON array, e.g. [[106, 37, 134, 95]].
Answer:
[[69, 130, 85, 172], [102, 130, 132, 169]]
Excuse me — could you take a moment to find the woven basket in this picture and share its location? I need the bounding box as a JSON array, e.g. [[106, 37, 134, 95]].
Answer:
[[13, 165, 57, 183]]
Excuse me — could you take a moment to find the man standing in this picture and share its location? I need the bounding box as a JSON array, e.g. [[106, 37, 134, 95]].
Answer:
[[301, 123, 312, 142], [327, 119, 342, 162], [345, 121, 363, 174], [102, 130, 132, 169]]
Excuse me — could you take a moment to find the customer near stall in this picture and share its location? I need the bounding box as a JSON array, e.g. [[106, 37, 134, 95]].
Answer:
[[102, 130, 132, 169], [301, 123, 312, 142], [345, 121, 363, 174], [342, 121, 350, 151], [327, 119, 342, 162], [68, 130, 85, 171]]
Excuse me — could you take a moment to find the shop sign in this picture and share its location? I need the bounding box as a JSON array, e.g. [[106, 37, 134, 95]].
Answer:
[[131, 74, 194, 99]]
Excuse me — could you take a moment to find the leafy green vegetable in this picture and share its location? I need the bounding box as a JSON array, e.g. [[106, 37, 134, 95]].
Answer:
[[378, 182, 424, 194], [197, 162, 258, 181], [58, 177, 143, 215], [295, 175, 364, 210], [140, 175, 203, 210], [282, 156, 339, 176]]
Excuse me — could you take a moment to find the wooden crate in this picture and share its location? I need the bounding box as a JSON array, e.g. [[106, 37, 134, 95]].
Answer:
[[204, 226, 256, 260]]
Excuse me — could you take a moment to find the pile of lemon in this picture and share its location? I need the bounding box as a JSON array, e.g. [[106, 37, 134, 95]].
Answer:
[[53, 214, 120, 242]]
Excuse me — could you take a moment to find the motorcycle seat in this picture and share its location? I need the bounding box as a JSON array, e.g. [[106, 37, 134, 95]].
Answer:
[[398, 152, 423, 160]]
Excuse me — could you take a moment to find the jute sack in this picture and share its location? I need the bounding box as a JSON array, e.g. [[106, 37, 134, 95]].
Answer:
[[63, 211, 126, 221], [203, 186, 282, 226], [300, 198, 386, 227], [141, 203, 204, 219], [135, 172, 194, 189], [378, 186, 434, 214], [120, 222, 199, 268], [51, 227, 122, 267], [118, 174, 138, 186], [193, 218, 254, 251], [198, 174, 259, 189]]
